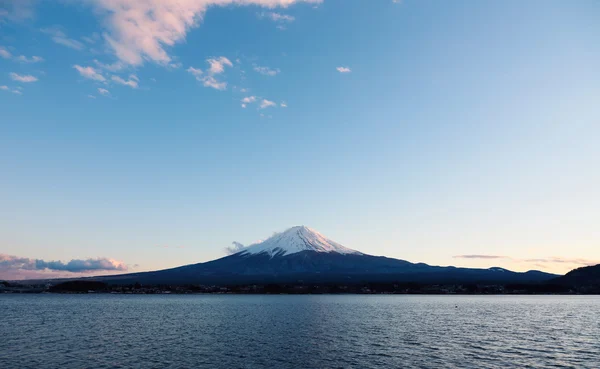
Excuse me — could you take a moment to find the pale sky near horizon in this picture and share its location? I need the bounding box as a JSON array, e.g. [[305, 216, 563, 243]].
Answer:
[[1, 0, 599, 279]]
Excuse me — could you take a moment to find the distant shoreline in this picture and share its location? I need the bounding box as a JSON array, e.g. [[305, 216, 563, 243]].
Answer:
[[2, 280, 598, 295]]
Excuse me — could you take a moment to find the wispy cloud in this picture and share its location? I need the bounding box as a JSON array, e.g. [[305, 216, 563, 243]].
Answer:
[[0, 47, 43, 63], [73, 65, 106, 82], [225, 242, 246, 255], [453, 255, 506, 260], [111, 75, 138, 88], [187, 56, 233, 90], [187, 67, 203, 79], [523, 257, 599, 266], [0, 254, 127, 273], [82, 33, 100, 44], [453, 254, 599, 268], [0, 85, 22, 95], [201, 76, 227, 90], [258, 11, 295, 23], [91, 0, 322, 66], [0, 47, 12, 59], [254, 65, 280, 76], [41, 26, 84, 50], [207, 56, 233, 74], [16, 55, 44, 63], [10, 72, 38, 83], [241, 95, 257, 108], [98, 88, 110, 96], [94, 59, 126, 72], [336, 66, 352, 73], [260, 99, 277, 109]]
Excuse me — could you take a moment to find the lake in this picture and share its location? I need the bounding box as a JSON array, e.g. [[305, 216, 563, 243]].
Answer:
[[0, 295, 598, 368]]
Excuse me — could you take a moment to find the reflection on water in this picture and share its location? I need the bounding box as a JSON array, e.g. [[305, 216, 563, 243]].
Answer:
[[1, 295, 598, 368]]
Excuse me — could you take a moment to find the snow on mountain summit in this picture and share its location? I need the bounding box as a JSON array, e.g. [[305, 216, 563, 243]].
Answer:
[[237, 226, 361, 257]]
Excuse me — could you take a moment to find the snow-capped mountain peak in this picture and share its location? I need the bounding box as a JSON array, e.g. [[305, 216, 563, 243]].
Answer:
[[238, 226, 361, 257]]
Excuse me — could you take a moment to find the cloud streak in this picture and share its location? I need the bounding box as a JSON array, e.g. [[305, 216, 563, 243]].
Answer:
[[74, 65, 106, 82], [260, 99, 277, 109], [0, 47, 12, 59], [225, 242, 246, 255], [111, 75, 138, 88], [41, 27, 85, 50], [0, 254, 128, 273], [258, 11, 295, 23], [254, 65, 280, 76], [454, 255, 506, 260], [453, 254, 599, 267], [10, 73, 38, 82]]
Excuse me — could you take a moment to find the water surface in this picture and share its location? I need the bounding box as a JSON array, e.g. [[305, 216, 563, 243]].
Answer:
[[1, 295, 598, 368]]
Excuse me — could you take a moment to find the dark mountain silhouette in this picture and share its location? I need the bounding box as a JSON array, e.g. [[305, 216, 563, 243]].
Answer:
[[95, 226, 558, 285], [553, 264, 600, 287]]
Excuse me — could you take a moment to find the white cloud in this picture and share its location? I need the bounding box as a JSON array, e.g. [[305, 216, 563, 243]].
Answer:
[[87, 94, 96, 99], [280, 102, 287, 108], [53, 37, 85, 50], [207, 56, 233, 74], [241, 95, 258, 108], [0, 47, 12, 59], [12, 90, 22, 95], [202, 75, 227, 90], [187, 67, 203, 79], [188, 57, 233, 90], [94, 59, 126, 72], [73, 65, 106, 82], [9, 73, 38, 83], [129, 74, 139, 82], [111, 75, 139, 88], [41, 27, 84, 50], [97, 88, 110, 96], [0, 85, 9, 90], [242, 96, 257, 104], [91, 0, 322, 66], [260, 99, 277, 109], [259, 12, 295, 23], [16, 55, 44, 63], [336, 66, 351, 73], [0, 47, 43, 63], [254, 65, 280, 76]]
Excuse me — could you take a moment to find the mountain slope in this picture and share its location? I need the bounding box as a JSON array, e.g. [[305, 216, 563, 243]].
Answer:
[[553, 264, 600, 286], [96, 226, 558, 285]]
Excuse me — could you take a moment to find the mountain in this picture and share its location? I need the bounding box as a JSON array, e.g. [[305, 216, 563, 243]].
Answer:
[[553, 264, 600, 287], [98, 226, 558, 285]]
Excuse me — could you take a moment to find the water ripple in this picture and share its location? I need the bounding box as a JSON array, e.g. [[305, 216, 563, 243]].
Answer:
[[1, 295, 599, 369]]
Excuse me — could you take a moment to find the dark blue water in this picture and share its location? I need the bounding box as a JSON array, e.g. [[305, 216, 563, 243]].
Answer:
[[1, 295, 598, 368]]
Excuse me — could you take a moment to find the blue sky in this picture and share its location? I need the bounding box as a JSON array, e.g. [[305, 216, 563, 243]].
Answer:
[[1, 0, 599, 279]]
